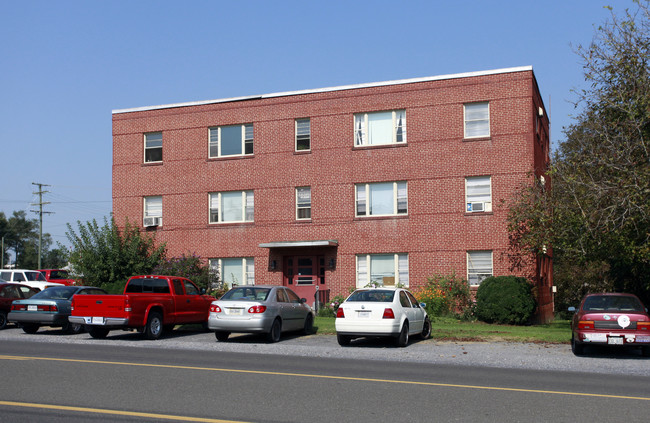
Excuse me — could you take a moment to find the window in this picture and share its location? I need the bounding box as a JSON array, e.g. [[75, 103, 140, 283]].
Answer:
[[354, 110, 406, 146], [143, 196, 162, 226], [296, 187, 311, 220], [464, 102, 490, 138], [356, 182, 407, 217], [356, 253, 408, 288], [144, 132, 162, 163], [210, 258, 255, 286], [467, 251, 493, 286], [465, 176, 492, 212], [295, 118, 310, 151], [209, 124, 254, 157], [209, 191, 254, 223]]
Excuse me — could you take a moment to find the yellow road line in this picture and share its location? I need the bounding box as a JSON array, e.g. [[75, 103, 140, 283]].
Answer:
[[1, 354, 649, 401], [0, 400, 249, 423]]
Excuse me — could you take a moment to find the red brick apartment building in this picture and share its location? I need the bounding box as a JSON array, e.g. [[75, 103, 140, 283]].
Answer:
[[112, 66, 554, 322]]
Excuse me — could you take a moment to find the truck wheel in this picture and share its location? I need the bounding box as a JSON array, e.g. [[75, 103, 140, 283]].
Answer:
[[22, 324, 40, 334], [63, 322, 84, 334], [88, 327, 109, 339], [266, 318, 282, 343], [144, 312, 163, 340], [0, 311, 7, 330], [215, 331, 230, 342]]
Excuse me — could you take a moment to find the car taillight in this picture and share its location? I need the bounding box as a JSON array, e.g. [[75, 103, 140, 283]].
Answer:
[[336, 307, 345, 318], [638, 322, 650, 331], [248, 306, 267, 314], [382, 308, 395, 319], [11, 304, 26, 311], [37, 305, 58, 312], [209, 304, 222, 313], [70, 299, 75, 311], [124, 298, 132, 312], [578, 320, 594, 330]]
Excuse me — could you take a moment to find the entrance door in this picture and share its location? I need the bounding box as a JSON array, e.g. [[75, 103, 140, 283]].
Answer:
[[283, 256, 325, 307]]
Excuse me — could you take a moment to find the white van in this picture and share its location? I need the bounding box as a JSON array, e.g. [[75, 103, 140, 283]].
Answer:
[[0, 269, 63, 291]]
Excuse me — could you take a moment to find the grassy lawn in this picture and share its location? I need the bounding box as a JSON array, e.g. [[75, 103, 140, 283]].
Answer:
[[314, 316, 571, 344]]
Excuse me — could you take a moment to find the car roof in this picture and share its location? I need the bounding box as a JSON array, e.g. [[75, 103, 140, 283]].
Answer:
[[230, 285, 277, 289], [583, 293, 639, 298]]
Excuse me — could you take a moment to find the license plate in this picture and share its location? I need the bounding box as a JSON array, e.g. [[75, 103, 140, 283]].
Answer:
[[91, 316, 104, 325], [358, 311, 371, 318], [608, 336, 623, 345], [228, 308, 243, 316], [27, 305, 37, 311]]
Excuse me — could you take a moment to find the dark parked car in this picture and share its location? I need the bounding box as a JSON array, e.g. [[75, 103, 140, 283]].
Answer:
[[0, 282, 39, 329], [9, 285, 107, 334], [569, 293, 650, 356]]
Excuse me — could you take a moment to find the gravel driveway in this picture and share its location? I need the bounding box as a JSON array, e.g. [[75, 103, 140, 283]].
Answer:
[[1, 325, 648, 377]]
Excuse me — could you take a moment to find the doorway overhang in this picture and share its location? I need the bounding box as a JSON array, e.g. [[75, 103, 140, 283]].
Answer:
[[259, 240, 338, 248]]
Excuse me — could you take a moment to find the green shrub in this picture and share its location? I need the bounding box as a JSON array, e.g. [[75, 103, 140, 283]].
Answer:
[[475, 276, 536, 325], [151, 253, 218, 293], [413, 273, 472, 318]]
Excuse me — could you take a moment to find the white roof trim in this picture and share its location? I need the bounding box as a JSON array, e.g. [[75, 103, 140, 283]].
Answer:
[[112, 66, 533, 115], [259, 240, 338, 248]]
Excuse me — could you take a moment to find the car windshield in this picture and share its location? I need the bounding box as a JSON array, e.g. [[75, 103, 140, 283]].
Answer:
[[582, 295, 645, 312], [346, 289, 395, 302], [26, 272, 48, 282], [221, 287, 270, 301], [32, 286, 79, 300]]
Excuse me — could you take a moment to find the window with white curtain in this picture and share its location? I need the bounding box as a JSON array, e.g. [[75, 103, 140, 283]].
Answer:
[[296, 187, 311, 220], [209, 191, 254, 223], [464, 102, 490, 138], [465, 176, 492, 212], [144, 196, 162, 218], [209, 124, 254, 157], [144, 132, 162, 163], [356, 182, 407, 217], [354, 110, 406, 146], [467, 251, 493, 286], [210, 258, 254, 286], [356, 254, 408, 288], [295, 118, 311, 151]]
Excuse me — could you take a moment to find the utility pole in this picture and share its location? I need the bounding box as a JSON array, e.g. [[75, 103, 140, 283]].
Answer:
[[31, 182, 53, 269]]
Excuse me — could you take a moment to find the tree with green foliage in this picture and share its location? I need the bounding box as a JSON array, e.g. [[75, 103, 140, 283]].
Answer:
[[507, 1, 650, 304], [66, 217, 166, 291], [152, 253, 219, 294], [475, 276, 536, 325]]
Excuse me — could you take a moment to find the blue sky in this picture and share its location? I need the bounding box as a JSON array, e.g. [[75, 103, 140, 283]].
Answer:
[[0, 0, 637, 249]]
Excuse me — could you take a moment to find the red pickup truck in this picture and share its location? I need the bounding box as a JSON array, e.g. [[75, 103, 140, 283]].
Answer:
[[38, 269, 77, 286], [68, 275, 214, 340]]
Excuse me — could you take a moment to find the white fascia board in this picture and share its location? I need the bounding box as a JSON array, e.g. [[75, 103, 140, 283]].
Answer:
[[112, 66, 533, 115]]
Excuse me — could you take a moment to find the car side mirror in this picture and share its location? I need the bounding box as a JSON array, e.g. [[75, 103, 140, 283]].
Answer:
[[300, 298, 307, 303], [568, 306, 576, 312], [420, 302, 426, 308], [200, 288, 207, 295]]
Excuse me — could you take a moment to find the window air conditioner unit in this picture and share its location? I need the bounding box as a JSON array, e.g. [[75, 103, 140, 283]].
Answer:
[[468, 202, 492, 212], [143, 217, 161, 227]]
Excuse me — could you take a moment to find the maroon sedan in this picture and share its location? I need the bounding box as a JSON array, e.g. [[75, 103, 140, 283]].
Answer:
[[570, 293, 650, 356], [0, 282, 39, 329]]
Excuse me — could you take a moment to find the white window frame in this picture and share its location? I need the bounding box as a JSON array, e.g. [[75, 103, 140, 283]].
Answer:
[[356, 253, 409, 288], [210, 258, 255, 286], [144, 132, 162, 163], [467, 250, 493, 286], [296, 187, 311, 220], [464, 102, 490, 138], [295, 118, 311, 152], [354, 110, 406, 146], [355, 181, 407, 217], [209, 191, 254, 223], [465, 176, 492, 212], [209, 124, 254, 158]]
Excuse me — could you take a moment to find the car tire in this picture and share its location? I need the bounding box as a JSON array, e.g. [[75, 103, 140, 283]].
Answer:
[[21, 323, 40, 334], [302, 314, 314, 335], [571, 333, 584, 356], [266, 318, 282, 343], [0, 311, 7, 330], [88, 326, 109, 339], [420, 317, 432, 340], [337, 333, 351, 346], [215, 331, 230, 342], [144, 312, 164, 340], [396, 322, 409, 347], [63, 322, 84, 334]]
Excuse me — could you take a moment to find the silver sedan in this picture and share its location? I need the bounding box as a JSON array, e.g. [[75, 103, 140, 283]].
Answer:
[[208, 285, 314, 343]]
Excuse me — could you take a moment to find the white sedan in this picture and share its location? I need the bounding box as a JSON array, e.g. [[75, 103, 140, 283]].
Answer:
[[335, 287, 431, 347]]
